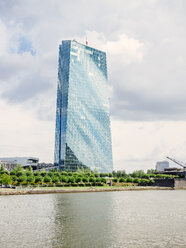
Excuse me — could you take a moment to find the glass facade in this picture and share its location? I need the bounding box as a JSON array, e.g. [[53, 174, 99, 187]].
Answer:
[[54, 40, 113, 172]]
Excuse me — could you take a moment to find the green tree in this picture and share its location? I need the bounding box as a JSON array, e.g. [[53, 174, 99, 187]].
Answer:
[[52, 176, 60, 184], [147, 169, 156, 174], [96, 178, 101, 183], [34, 171, 40, 176], [89, 177, 96, 183], [43, 176, 51, 183], [27, 176, 35, 184], [94, 173, 99, 178], [10, 170, 16, 176], [60, 175, 68, 183], [113, 178, 118, 183], [1, 174, 12, 185], [26, 171, 33, 177], [16, 171, 24, 177], [15, 164, 23, 172], [75, 177, 81, 183], [126, 177, 133, 183], [35, 176, 43, 184], [48, 172, 54, 177], [133, 178, 140, 184], [82, 177, 89, 183], [17, 175, 27, 183], [68, 177, 75, 183], [11, 175, 18, 183], [0, 164, 5, 172], [119, 178, 125, 183], [54, 172, 60, 177], [40, 171, 47, 177], [101, 178, 106, 184]]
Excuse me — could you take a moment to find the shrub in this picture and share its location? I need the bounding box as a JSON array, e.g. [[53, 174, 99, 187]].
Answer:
[[54, 172, 60, 177], [85, 182, 92, 187], [61, 171, 68, 176], [95, 182, 104, 186], [48, 172, 53, 177], [149, 179, 155, 185], [126, 177, 133, 183], [40, 171, 47, 177], [11, 175, 18, 182], [71, 183, 78, 187], [27, 176, 35, 183], [43, 176, 51, 183], [34, 171, 40, 177], [100, 173, 108, 177], [96, 178, 101, 183], [10, 171, 16, 176], [17, 175, 27, 183], [64, 183, 70, 187], [113, 178, 118, 183], [68, 177, 75, 183], [60, 175, 68, 183], [52, 176, 60, 184], [16, 171, 24, 177], [82, 177, 89, 183], [1, 174, 12, 185], [78, 183, 85, 187], [35, 176, 43, 184], [26, 171, 33, 177], [119, 178, 125, 183], [133, 178, 140, 184], [101, 178, 106, 184], [139, 179, 149, 186], [75, 177, 81, 183], [89, 177, 96, 183]]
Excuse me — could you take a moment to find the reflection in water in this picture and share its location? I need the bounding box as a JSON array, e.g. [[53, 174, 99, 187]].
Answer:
[[0, 191, 186, 248], [52, 193, 114, 248]]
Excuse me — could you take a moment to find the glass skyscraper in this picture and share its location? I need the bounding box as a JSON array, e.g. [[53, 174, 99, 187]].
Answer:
[[54, 40, 113, 172]]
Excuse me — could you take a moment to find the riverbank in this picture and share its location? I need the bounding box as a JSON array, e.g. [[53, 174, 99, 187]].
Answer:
[[1, 186, 186, 195]]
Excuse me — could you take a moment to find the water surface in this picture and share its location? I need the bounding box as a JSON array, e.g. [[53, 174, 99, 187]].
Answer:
[[0, 190, 186, 248]]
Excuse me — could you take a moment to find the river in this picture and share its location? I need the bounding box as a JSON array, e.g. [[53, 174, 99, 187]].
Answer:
[[0, 190, 186, 248]]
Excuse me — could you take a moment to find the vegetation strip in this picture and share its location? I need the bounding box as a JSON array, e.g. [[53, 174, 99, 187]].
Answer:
[[0, 164, 180, 190]]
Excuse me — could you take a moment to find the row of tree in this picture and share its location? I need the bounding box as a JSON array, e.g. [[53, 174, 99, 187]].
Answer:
[[0, 165, 178, 187]]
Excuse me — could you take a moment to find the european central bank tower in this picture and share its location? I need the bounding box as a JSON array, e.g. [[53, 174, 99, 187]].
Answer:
[[54, 40, 113, 172]]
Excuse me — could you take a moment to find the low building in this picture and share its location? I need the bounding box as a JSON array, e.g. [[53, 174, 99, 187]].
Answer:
[[156, 161, 169, 172], [0, 157, 39, 170], [0, 160, 17, 171]]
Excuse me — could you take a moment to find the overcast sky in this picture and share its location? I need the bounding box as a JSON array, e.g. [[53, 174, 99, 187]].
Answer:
[[0, 0, 186, 171]]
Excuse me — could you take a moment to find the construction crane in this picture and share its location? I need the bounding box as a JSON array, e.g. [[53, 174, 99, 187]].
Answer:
[[166, 156, 186, 170]]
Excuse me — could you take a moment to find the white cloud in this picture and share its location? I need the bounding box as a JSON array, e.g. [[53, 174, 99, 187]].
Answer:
[[0, 99, 54, 162], [112, 119, 186, 172], [0, 20, 8, 55]]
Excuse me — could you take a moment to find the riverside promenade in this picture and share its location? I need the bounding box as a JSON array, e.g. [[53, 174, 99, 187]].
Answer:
[[0, 186, 182, 195]]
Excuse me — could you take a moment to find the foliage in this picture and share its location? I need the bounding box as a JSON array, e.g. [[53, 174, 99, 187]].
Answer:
[[17, 175, 27, 183], [27, 176, 35, 183], [40, 171, 47, 177], [35, 176, 43, 184], [0, 167, 181, 188], [1, 174, 12, 185], [43, 176, 51, 183]]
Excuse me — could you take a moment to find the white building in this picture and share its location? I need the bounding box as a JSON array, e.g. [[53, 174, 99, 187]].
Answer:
[[156, 161, 169, 172]]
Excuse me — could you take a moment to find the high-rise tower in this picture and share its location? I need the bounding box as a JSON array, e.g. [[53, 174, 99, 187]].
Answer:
[[54, 40, 113, 172]]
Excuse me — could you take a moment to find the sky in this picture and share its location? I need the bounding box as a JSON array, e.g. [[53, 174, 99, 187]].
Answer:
[[0, 0, 186, 172]]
